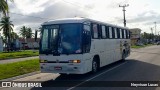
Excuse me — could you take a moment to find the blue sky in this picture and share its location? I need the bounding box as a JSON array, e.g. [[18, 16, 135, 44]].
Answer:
[[1, 0, 160, 35]]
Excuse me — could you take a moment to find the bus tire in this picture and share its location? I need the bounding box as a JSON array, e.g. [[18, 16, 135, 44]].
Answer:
[[122, 50, 126, 61], [92, 58, 98, 73]]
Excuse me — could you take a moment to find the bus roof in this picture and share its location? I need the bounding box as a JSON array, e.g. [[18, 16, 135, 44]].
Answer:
[[42, 17, 129, 29]]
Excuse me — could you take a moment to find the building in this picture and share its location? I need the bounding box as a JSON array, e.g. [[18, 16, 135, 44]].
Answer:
[[129, 28, 142, 45], [18, 38, 40, 49]]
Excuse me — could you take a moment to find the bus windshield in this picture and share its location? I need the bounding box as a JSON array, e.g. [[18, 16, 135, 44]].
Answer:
[[40, 24, 82, 55]]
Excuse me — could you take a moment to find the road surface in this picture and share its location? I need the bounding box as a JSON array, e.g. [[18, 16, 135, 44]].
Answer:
[[0, 45, 160, 90]]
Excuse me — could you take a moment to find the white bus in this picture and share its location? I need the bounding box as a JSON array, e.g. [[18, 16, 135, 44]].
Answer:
[[38, 17, 130, 74]]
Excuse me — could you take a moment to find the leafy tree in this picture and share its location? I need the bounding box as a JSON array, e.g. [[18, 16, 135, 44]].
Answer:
[[19, 26, 33, 39], [0, 16, 14, 51], [1, 36, 6, 46], [0, 0, 8, 16], [0, 0, 14, 16], [26, 27, 33, 38], [19, 26, 27, 39], [11, 31, 19, 42]]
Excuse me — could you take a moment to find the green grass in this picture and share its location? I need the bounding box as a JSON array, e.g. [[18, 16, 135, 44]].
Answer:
[[131, 44, 153, 49], [0, 59, 40, 80], [0, 50, 39, 60]]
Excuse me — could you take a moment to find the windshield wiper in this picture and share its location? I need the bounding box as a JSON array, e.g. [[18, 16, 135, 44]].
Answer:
[[44, 49, 51, 55], [52, 50, 60, 56]]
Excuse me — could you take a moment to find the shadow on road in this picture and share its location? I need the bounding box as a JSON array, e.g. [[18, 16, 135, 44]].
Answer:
[[30, 59, 160, 90]]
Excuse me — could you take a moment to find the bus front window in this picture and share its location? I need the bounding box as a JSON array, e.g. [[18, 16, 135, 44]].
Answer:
[[60, 24, 82, 54], [41, 29, 49, 52], [40, 24, 82, 54]]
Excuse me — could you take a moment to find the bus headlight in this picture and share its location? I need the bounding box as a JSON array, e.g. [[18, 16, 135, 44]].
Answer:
[[69, 60, 81, 63], [40, 59, 48, 63]]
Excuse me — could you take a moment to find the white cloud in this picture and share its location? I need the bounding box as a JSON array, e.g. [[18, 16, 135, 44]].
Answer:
[[4, 0, 160, 34]]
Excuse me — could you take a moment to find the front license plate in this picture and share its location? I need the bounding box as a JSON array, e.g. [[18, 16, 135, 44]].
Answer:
[[54, 66, 62, 70]]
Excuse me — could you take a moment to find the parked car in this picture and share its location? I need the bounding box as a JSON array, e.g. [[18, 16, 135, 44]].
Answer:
[[157, 41, 160, 45]]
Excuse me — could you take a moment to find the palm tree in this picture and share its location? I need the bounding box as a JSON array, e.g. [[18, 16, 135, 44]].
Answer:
[[19, 26, 27, 39], [19, 26, 28, 50], [0, 0, 14, 16], [10, 31, 19, 51], [1, 36, 6, 47], [19, 26, 35, 50], [26, 27, 33, 38], [5, 0, 14, 16], [11, 31, 19, 42], [19, 26, 34, 39], [0, 0, 8, 16], [0, 16, 14, 51]]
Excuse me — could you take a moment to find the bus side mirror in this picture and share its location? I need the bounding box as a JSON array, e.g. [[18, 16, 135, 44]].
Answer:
[[35, 30, 37, 42]]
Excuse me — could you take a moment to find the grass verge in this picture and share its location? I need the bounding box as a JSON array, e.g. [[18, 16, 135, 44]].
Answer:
[[0, 50, 39, 60], [131, 44, 153, 49], [0, 59, 40, 80]]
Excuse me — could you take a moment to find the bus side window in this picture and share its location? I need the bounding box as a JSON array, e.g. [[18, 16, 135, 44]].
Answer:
[[114, 28, 117, 38], [119, 29, 122, 39], [129, 31, 131, 39], [117, 28, 120, 39], [109, 27, 112, 38], [112, 27, 115, 38], [106, 26, 109, 38], [125, 30, 128, 39], [92, 24, 99, 39], [122, 29, 124, 39], [124, 30, 126, 39], [83, 24, 91, 53], [127, 30, 130, 39], [101, 25, 107, 39]]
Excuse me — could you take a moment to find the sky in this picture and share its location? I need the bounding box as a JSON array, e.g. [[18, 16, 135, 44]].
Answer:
[[1, 0, 160, 35]]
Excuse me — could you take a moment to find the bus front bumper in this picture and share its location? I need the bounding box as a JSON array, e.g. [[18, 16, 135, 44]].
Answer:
[[40, 63, 84, 74]]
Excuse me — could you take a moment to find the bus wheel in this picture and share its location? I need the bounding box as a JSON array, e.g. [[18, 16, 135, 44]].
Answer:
[[122, 51, 126, 61], [92, 59, 98, 73]]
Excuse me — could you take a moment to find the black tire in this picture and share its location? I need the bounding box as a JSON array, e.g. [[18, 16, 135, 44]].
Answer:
[[122, 51, 126, 61], [92, 59, 98, 73]]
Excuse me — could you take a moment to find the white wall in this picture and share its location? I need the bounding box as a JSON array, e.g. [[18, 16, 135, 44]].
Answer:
[[27, 42, 39, 49]]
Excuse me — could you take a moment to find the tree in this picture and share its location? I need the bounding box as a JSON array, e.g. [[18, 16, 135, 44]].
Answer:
[[0, 16, 14, 51], [19, 26, 34, 50], [19, 26, 28, 50], [0, 0, 8, 16], [26, 27, 33, 38], [0, 0, 14, 16], [11, 31, 19, 42], [19, 26, 33, 38], [19, 26, 27, 39], [1, 36, 6, 46]]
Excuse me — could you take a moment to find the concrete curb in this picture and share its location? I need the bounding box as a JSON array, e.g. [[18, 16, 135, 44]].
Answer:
[[0, 71, 40, 81]]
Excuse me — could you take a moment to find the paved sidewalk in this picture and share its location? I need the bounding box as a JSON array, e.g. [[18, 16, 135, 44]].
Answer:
[[0, 56, 39, 64]]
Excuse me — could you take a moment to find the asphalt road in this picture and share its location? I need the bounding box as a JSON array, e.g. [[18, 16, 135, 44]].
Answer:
[[1, 45, 160, 90]]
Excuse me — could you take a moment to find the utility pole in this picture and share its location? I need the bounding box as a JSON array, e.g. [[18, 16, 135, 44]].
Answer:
[[151, 27, 153, 41], [119, 4, 129, 27], [154, 22, 157, 42], [154, 22, 157, 35]]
